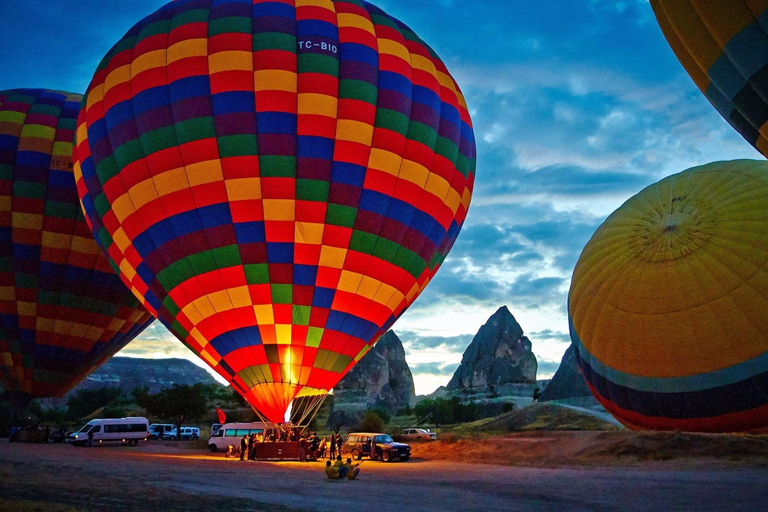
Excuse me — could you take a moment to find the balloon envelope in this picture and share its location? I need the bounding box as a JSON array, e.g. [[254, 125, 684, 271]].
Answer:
[[0, 89, 154, 412], [651, 0, 768, 157], [74, 0, 476, 422], [569, 160, 768, 432]]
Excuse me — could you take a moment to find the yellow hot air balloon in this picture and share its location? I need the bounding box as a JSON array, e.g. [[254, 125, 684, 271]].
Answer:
[[569, 160, 768, 432], [651, 0, 768, 157]]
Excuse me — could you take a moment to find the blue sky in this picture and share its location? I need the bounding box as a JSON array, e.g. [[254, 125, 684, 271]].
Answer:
[[2, 0, 760, 394]]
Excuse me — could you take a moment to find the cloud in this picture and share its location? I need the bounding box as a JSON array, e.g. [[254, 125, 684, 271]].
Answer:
[[397, 331, 474, 351], [536, 360, 561, 378], [409, 362, 461, 377]]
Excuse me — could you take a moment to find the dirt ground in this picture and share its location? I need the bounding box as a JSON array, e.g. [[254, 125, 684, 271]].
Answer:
[[1, 433, 767, 512]]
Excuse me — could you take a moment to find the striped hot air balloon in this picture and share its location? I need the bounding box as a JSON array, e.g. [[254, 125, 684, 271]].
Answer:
[[569, 160, 768, 432], [73, 0, 475, 423], [0, 89, 153, 414], [651, 0, 768, 158]]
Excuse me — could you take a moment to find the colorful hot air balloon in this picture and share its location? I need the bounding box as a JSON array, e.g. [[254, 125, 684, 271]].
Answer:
[[74, 0, 475, 423], [569, 160, 768, 433], [0, 89, 154, 414], [651, 0, 768, 158]]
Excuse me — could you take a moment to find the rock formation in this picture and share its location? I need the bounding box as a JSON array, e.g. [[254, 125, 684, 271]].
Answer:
[[329, 331, 415, 425], [539, 344, 593, 402], [446, 306, 537, 394]]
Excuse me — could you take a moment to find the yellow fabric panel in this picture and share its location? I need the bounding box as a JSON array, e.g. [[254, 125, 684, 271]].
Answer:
[[0, 287, 14, 301], [16, 302, 36, 317], [52, 141, 72, 158], [295, 387, 327, 398], [153, 167, 190, 197], [372, 282, 402, 311], [444, 188, 461, 215], [254, 70, 297, 93], [104, 64, 131, 95], [690, 0, 755, 45], [570, 160, 768, 378], [208, 289, 236, 312], [368, 148, 402, 175], [41, 231, 72, 250], [20, 124, 55, 140], [85, 83, 105, 110], [424, 172, 450, 199], [336, 119, 374, 144], [298, 93, 337, 117], [319, 247, 346, 267], [399, 159, 429, 187], [119, 259, 138, 283], [224, 178, 261, 201], [12, 212, 42, 230], [254, 304, 275, 325], [112, 227, 132, 254], [411, 54, 438, 76], [0, 110, 25, 124], [276, 324, 292, 345], [209, 50, 253, 74], [337, 13, 376, 34], [131, 49, 166, 76], [357, 275, 381, 300], [295, 222, 324, 245], [377, 38, 410, 63], [337, 270, 363, 294], [128, 178, 160, 210], [263, 199, 295, 221], [70, 235, 100, 255], [226, 178, 261, 201], [226, 286, 252, 309], [168, 39, 207, 63], [0, 196, 9, 212], [296, 0, 334, 9], [186, 159, 224, 187]]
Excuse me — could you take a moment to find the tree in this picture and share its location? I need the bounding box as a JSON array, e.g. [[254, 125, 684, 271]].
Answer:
[[137, 384, 208, 438], [357, 410, 385, 432], [66, 387, 125, 418]]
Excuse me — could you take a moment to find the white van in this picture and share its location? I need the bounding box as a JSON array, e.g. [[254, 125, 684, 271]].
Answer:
[[67, 417, 149, 447], [208, 422, 268, 452], [167, 426, 200, 440], [148, 423, 174, 440]]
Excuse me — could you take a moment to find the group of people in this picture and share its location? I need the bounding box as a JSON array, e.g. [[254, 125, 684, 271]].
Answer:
[[238, 431, 265, 461], [234, 428, 346, 462], [324, 456, 360, 480]]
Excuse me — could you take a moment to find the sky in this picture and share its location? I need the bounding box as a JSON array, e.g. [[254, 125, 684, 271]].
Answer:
[[1, 0, 760, 395]]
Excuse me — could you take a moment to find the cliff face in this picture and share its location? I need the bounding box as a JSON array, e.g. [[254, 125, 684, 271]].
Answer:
[[446, 306, 538, 392], [332, 330, 415, 415], [539, 344, 592, 402]]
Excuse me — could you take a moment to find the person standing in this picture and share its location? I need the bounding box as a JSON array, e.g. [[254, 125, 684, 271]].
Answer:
[[335, 433, 343, 458], [249, 433, 258, 460], [298, 436, 307, 462], [370, 436, 377, 461], [319, 437, 327, 459], [87, 428, 94, 448], [240, 434, 249, 461], [329, 433, 337, 460]]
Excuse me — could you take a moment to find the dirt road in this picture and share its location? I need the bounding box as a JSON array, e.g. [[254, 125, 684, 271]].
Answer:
[[0, 441, 765, 511]]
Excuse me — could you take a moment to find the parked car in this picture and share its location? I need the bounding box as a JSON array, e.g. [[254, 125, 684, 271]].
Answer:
[[148, 423, 174, 440], [342, 433, 411, 462], [400, 428, 437, 441], [67, 418, 148, 447], [166, 426, 200, 440]]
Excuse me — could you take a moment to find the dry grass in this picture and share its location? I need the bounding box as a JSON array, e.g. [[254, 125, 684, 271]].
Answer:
[[409, 429, 768, 468]]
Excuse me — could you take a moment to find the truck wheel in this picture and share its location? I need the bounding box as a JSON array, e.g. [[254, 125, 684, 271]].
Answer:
[[352, 450, 361, 461], [209, 444, 218, 453], [382, 451, 391, 463]]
